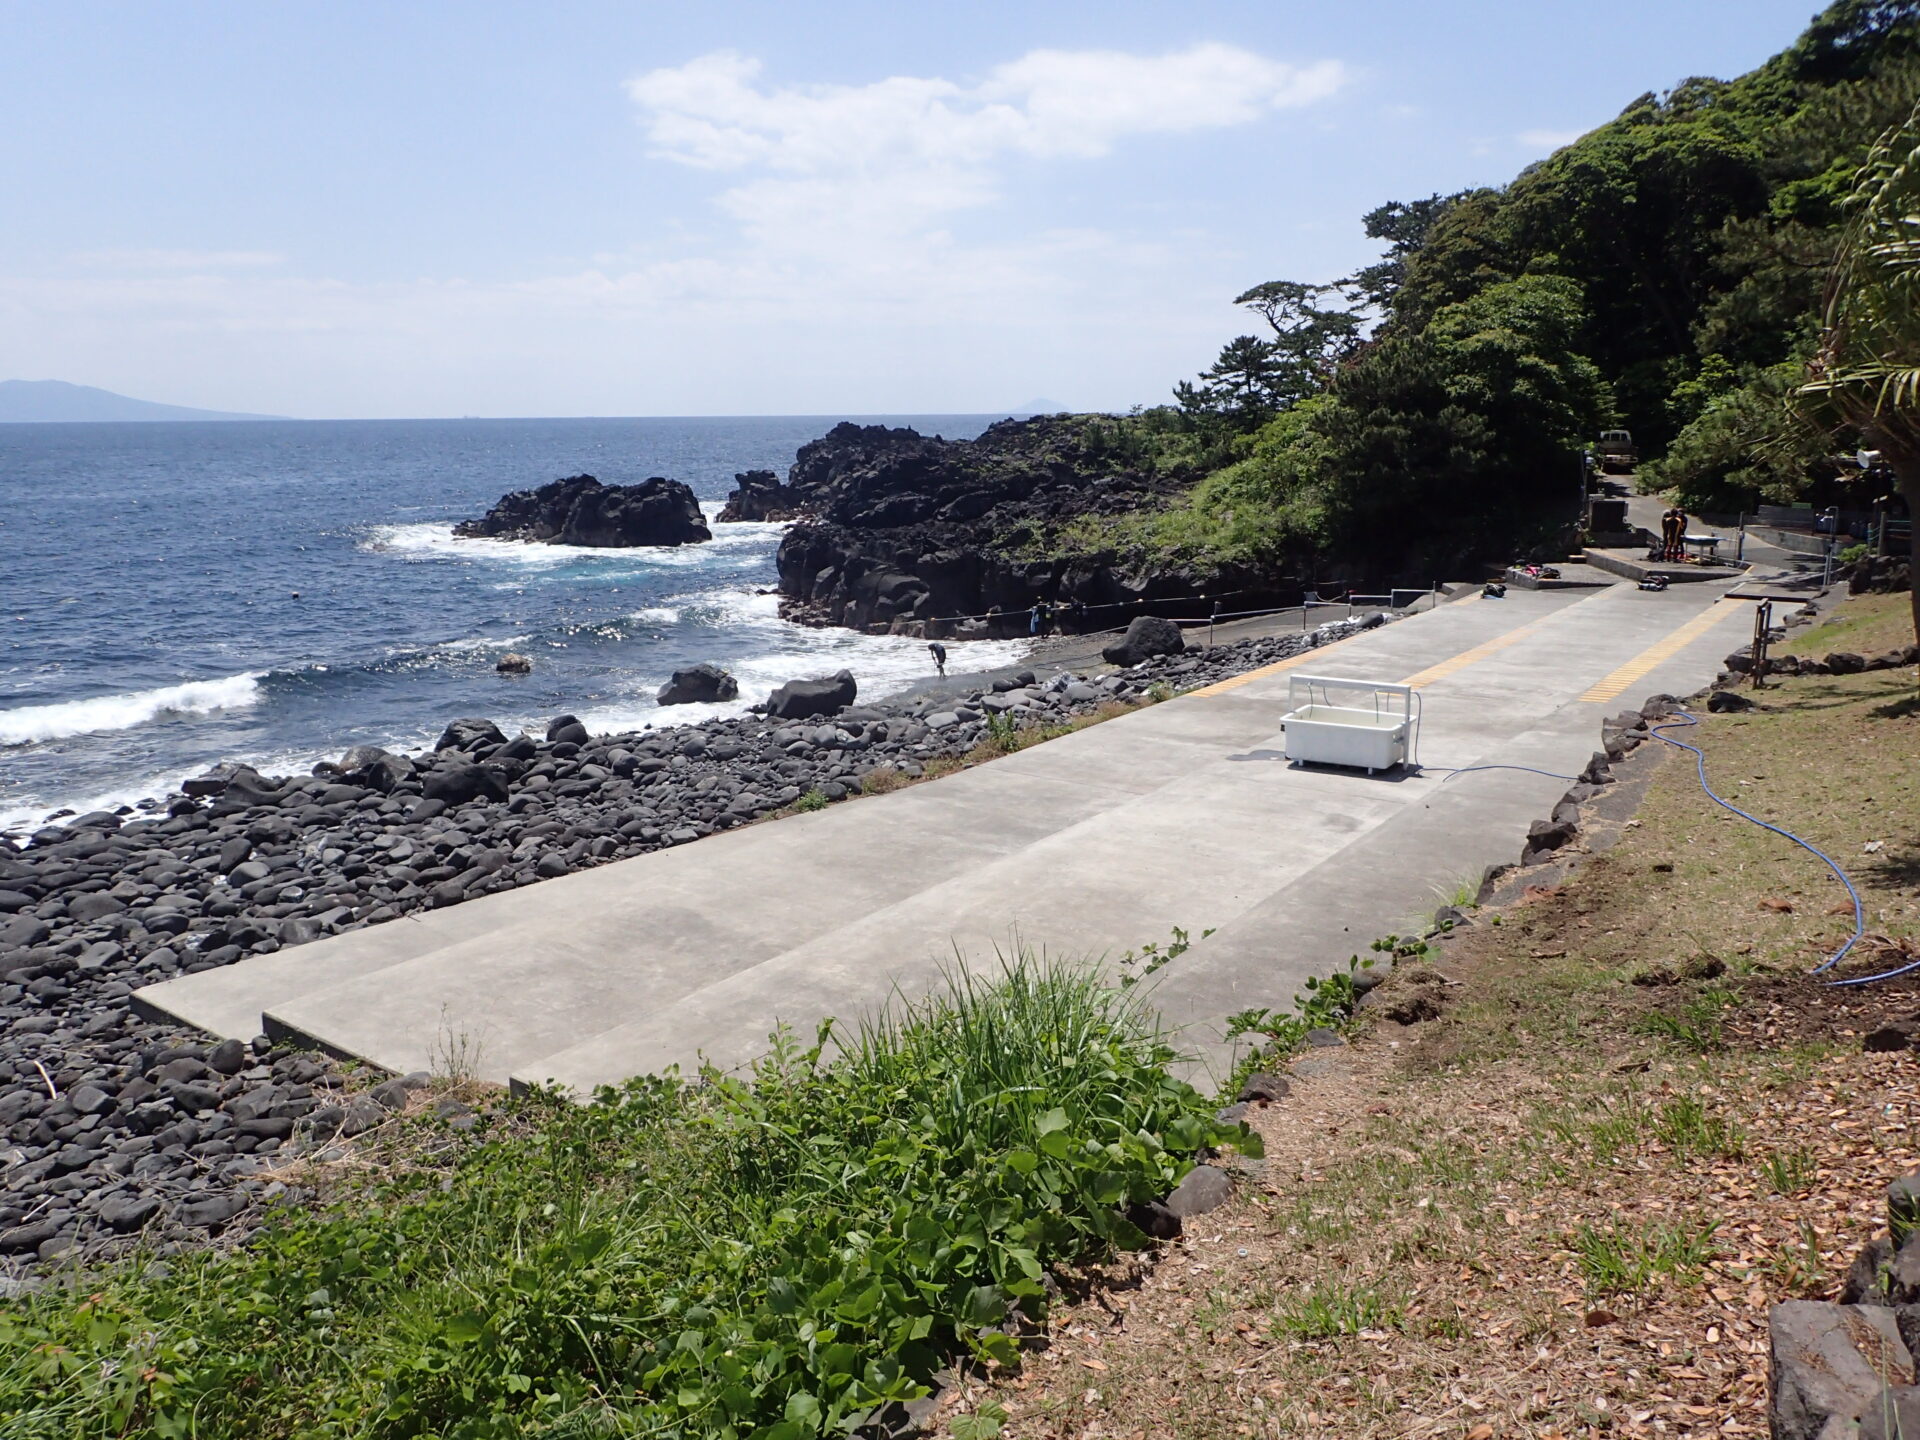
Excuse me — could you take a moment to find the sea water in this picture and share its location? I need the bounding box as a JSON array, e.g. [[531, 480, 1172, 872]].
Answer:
[[0, 415, 1024, 834]]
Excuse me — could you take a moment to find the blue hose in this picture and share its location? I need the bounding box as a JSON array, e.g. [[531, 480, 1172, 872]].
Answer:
[[1646, 710, 1906, 985]]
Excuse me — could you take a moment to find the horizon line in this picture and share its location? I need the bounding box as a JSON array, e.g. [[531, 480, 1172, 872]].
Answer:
[[0, 407, 1120, 426]]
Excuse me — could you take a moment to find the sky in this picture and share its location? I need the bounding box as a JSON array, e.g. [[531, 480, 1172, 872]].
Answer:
[[0, 1, 1833, 418]]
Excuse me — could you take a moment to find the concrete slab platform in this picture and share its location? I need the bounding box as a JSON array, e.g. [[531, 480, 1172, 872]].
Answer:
[[137, 577, 1767, 1094], [1583, 547, 1746, 585]]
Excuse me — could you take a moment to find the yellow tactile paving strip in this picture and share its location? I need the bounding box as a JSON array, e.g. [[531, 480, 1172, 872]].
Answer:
[[1193, 588, 1752, 707], [1186, 613, 1410, 698], [1396, 607, 1566, 691], [1192, 592, 1511, 699], [1576, 597, 1753, 704]]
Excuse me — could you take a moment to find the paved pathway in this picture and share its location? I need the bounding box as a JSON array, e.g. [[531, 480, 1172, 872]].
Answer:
[[137, 576, 1778, 1091]]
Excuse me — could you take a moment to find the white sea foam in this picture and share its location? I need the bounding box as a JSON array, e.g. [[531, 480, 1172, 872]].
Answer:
[[0, 674, 264, 748], [0, 735, 374, 839], [0, 779, 167, 838], [364, 517, 783, 572], [436, 634, 531, 653], [570, 588, 1029, 734]]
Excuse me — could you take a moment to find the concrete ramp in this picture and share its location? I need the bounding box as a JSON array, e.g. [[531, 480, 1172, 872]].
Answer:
[[137, 580, 1767, 1091]]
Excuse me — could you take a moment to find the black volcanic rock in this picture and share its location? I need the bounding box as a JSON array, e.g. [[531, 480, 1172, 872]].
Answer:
[[456, 475, 711, 548], [657, 663, 740, 706], [717, 469, 805, 523], [729, 418, 1298, 636], [1102, 615, 1185, 666], [766, 670, 857, 720]]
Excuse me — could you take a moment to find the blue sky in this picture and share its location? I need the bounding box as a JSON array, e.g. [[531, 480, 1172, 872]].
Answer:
[[0, 2, 1827, 417]]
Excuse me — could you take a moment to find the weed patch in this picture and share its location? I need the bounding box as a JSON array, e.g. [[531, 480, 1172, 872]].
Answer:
[[1572, 1218, 1720, 1296], [1652, 1094, 1747, 1161], [1223, 952, 1376, 1080], [1270, 1282, 1403, 1340], [1760, 1145, 1817, 1196], [859, 765, 912, 795], [1635, 986, 1735, 1052], [1116, 925, 1213, 990]]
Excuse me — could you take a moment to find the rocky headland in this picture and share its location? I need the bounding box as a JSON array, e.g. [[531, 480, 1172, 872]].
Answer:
[[455, 473, 711, 547], [724, 417, 1299, 636], [0, 617, 1383, 1282]]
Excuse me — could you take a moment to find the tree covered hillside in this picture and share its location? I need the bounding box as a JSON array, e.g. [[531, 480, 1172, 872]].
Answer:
[[1055, 0, 1920, 584]]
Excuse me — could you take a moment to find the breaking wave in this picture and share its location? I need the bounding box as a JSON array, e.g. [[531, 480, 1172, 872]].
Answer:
[[0, 674, 265, 747]]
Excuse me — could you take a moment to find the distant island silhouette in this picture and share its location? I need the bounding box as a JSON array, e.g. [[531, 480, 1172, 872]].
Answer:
[[0, 379, 288, 423]]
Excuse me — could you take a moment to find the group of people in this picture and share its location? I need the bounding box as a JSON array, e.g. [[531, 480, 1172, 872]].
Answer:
[[1656, 505, 1691, 562], [924, 597, 1091, 678]]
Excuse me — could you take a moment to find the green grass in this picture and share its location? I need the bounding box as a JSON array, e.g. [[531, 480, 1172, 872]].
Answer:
[[1585, 1096, 1652, 1162], [1776, 589, 1915, 660], [1572, 1218, 1721, 1297], [1270, 1283, 1403, 1340], [0, 957, 1250, 1440], [1760, 1146, 1817, 1197], [1652, 1094, 1747, 1161], [1635, 987, 1735, 1053], [1221, 950, 1376, 1089]]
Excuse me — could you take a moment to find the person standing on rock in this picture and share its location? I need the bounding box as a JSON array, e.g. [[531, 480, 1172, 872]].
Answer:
[[928, 641, 947, 676]]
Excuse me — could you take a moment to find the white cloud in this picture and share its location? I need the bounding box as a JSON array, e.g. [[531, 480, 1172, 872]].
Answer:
[[626, 44, 1346, 239], [1517, 127, 1588, 152], [630, 45, 1345, 167]]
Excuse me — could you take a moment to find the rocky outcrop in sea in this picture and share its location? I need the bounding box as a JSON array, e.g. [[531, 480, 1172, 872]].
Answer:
[[716, 469, 806, 523], [455, 474, 711, 547], [0, 616, 1383, 1284], [725, 418, 1300, 636]]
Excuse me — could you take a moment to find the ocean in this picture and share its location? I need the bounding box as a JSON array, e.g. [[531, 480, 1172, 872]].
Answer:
[[0, 415, 1026, 835]]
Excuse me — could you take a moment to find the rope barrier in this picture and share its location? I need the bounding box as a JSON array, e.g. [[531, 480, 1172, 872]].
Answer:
[[912, 585, 1424, 630]]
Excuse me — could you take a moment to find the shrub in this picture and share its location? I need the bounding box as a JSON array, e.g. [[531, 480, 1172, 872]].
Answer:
[[0, 956, 1248, 1439]]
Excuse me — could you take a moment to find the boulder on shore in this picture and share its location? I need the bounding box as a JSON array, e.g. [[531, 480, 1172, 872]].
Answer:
[[767, 670, 857, 720], [421, 761, 509, 806], [437, 718, 506, 754], [181, 762, 251, 798], [337, 745, 416, 793], [657, 663, 740, 706], [1102, 615, 1186, 666], [455, 474, 711, 548], [547, 715, 590, 746]]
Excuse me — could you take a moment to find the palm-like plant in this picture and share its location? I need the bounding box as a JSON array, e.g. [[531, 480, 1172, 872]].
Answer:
[[1799, 101, 1920, 640]]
